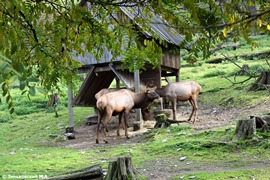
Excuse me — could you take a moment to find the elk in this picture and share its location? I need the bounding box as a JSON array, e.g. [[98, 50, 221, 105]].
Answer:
[[95, 88, 124, 100], [96, 88, 159, 144], [155, 81, 202, 123]]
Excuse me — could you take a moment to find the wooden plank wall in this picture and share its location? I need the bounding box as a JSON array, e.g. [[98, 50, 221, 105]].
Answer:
[[160, 49, 180, 69]]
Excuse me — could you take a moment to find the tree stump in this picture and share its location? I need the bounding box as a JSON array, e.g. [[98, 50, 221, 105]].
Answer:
[[47, 93, 59, 117], [250, 115, 270, 132], [153, 110, 183, 128], [65, 126, 74, 133], [104, 157, 139, 180], [154, 113, 171, 128], [250, 71, 270, 91], [233, 119, 256, 141]]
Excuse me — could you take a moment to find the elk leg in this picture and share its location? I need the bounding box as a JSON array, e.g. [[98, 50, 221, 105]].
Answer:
[[117, 112, 123, 136], [124, 111, 130, 139], [102, 111, 112, 144], [188, 99, 195, 121], [96, 110, 102, 144], [188, 97, 198, 123], [172, 99, 177, 120], [192, 97, 199, 123]]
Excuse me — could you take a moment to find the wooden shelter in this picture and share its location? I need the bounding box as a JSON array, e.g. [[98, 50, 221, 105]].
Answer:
[[73, 5, 184, 108]]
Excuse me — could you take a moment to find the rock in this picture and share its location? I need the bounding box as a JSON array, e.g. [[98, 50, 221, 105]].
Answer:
[[179, 156, 187, 161], [133, 121, 142, 131], [162, 139, 168, 143], [64, 133, 75, 140]]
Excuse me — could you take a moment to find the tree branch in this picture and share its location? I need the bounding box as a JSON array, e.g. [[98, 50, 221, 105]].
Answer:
[[18, 10, 39, 43]]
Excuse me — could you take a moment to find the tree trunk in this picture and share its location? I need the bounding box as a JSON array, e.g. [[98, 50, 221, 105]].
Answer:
[[233, 119, 256, 141], [104, 157, 139, 180], [250, 71, 270, 91], [48, 164, 103, 180]]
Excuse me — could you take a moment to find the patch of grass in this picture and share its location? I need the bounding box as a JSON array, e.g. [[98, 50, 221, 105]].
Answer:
[[0, 106, 94, 177], [171, 168, 270, 180]]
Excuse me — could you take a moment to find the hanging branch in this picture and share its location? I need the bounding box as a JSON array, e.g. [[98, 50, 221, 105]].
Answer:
[[219, 53, 256, 85]]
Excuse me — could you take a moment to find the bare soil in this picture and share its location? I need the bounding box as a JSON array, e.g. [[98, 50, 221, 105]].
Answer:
[[56, 100, 270, 179]]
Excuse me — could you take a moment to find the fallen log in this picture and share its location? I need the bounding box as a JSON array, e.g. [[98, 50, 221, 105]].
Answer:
[[206, 50, 270, 64], [48, 164, 103, 180]]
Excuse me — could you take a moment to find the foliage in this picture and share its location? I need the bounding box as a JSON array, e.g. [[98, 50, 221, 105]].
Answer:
[[1, 0, 270, 112]]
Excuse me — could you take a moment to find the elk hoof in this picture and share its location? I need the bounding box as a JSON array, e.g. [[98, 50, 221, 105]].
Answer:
[[126, 136, 130, 139], [104, 140, 108, 144], [117, 132, 120, 136], [96, 139, 99, 144]]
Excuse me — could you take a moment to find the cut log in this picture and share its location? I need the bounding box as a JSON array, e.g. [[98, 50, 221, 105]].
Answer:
[[48, 164, 103, 180], [206, 50, 270, 64], [233, 119, 256, 141], [104, 157, 139, 180]]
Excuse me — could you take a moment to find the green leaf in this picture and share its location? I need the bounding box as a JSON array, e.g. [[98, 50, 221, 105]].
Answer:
[[6, 95, 11, 103], [20, 81, 26, 90], [11, 44, 17, 55], [9, 107, 14, 114], [36, 87, 48, 95], [27, 77, 39, 82], [29, 87, 36, 96], [14, 62, 24, 73], [8, 101, 13, 109]]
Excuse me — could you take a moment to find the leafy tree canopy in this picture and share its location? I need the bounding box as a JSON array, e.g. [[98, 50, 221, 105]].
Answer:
[[0, 0, 270, 113]]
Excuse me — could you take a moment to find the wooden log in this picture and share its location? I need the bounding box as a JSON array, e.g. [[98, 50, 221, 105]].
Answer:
[[48, 164, 103, 180], [233, 119, 256, 141], [206, 50, 270, 64], [104, 157, 139, 180]]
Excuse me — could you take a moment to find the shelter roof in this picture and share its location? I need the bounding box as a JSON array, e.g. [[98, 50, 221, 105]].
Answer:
[[120, 5, 184, 46]]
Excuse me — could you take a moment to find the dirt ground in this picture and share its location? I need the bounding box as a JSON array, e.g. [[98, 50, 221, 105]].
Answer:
[[56, 100, 270, 179]]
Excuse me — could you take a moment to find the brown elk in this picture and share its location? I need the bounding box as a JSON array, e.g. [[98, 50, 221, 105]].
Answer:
[[95, 88, 125, 100], [96, 88, 159, 143], [155, 81, 202, 123]]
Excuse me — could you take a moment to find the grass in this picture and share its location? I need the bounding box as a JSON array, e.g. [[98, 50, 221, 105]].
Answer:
[[1, 35, 270, 179], [171, 169, 270, 180]]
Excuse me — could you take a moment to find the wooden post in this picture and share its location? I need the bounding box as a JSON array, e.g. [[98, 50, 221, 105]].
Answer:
[[68, 83, 75, 127], [116, 77, 120, 88], [134, 70, 142, 130]]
